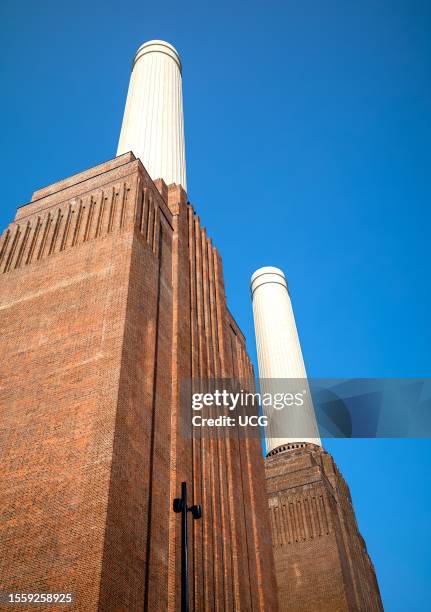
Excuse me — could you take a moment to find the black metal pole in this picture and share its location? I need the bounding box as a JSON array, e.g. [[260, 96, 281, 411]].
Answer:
[[181, 481, 189, 612], [173, 481, 202, 612]]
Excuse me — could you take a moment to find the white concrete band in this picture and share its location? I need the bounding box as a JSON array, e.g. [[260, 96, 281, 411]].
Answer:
[[251, 266, 321, 453], [117, 40, 187, 190]]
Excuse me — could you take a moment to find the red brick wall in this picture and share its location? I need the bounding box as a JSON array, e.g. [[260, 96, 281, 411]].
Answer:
[[266, 443, 383, 611], [0, 154, 277, 611]]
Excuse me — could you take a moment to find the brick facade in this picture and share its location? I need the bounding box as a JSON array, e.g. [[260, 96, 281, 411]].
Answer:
[[266, 443, 383, 611], [0, 153, 278, 611]]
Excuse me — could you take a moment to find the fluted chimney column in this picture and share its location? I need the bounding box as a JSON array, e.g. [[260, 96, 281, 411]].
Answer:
[[251, 267, 321, 453], [117, 40, 187, 190]]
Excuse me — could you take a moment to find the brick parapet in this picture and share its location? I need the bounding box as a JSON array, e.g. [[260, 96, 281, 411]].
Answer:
[[0, 158, 174, 279]]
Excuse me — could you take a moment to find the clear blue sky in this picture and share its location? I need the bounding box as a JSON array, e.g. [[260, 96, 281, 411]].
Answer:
[[1, 1, 430, 609]]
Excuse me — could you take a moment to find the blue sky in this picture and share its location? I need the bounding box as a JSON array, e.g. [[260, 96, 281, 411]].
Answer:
[[1, 0, 430, 608]]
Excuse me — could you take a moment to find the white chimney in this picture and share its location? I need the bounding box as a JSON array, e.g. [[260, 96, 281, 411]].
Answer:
[[117, 40, 187, 190], [251, 267, 321, 453]]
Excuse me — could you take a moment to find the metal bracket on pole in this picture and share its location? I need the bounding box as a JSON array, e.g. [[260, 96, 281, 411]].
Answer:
[[173, 481, 202, 612]]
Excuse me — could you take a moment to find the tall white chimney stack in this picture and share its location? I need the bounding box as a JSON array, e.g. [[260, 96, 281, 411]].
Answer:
[[251, 266, 321, 453], [117, 40, 187, 190]]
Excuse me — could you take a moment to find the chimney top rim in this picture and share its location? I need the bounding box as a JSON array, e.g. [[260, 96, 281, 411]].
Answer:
[[251, 266, 286, 283], [133, 40, 182, 73], [250, 266, 288, 296]]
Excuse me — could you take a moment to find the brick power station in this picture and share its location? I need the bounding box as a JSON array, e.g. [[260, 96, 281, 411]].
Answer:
[[0, 40, 382, 610]]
